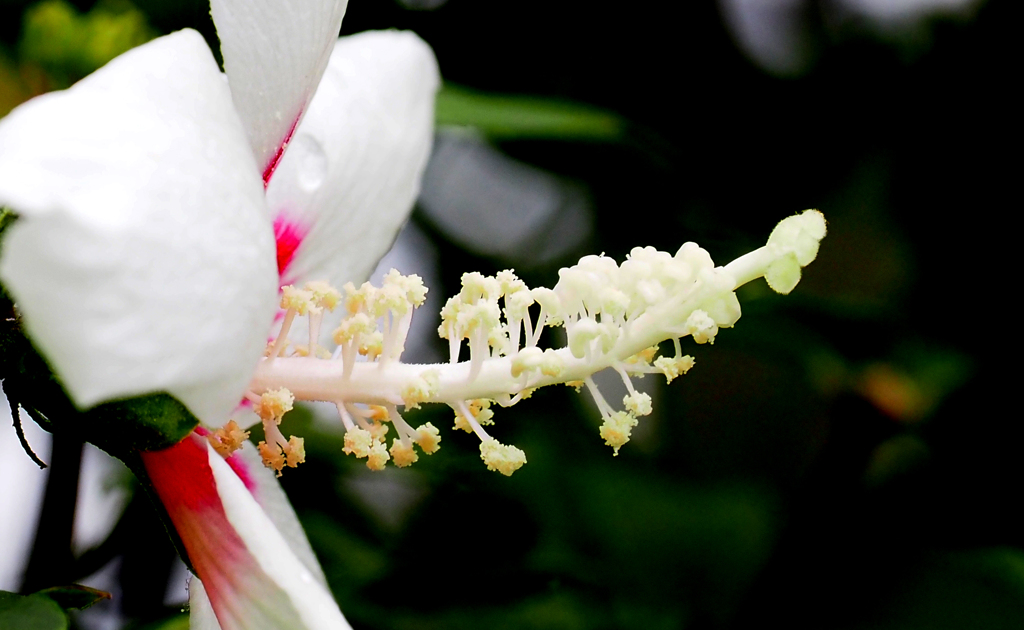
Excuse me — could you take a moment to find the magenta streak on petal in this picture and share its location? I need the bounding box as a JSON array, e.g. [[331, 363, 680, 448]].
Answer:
[[273, 213, 309, 284], [142, 435, 285, 629], [261, 111, 303, 188], [224, 452, 258, 494]]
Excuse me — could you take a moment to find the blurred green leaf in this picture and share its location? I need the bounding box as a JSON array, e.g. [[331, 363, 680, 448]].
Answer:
[[18, 0, 156, 87], [137, 612, 189, 630], [855, 549, 1024, 630], [436, 83, 625, 141], [37, 585, 111, 611], [0, 53, 30, 116], [0, 591, 68, 630], [384, 592, 599, 630], [303, 512, 389, 599]]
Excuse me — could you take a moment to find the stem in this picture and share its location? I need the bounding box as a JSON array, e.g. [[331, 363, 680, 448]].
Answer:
[[21, 432, 83, 593], [5, 390, 46, 468]]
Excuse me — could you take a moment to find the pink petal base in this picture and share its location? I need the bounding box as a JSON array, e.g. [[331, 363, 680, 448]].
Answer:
[[141, 434, 300, 629], [274, 213, 310, 284], [262, 113, 303, 188]]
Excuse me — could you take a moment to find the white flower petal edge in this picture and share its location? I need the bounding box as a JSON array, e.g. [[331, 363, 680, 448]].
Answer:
[[233, 440, 327, 586], [208, 441, 348, 630], [188, 578, 221, 630], [0, 30, 278, 425], [212, 0, 349, 182], [268, 30, 440, 290]]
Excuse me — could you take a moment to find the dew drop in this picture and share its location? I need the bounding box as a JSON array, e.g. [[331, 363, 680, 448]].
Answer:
[[293, 133, 327, 192]]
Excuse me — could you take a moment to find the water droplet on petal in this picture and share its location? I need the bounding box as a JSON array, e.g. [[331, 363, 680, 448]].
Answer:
[[293, 133, 327, 192]]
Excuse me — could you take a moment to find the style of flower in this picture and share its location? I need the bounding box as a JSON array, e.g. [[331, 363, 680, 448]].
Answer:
[[0, 0, 439, 627]]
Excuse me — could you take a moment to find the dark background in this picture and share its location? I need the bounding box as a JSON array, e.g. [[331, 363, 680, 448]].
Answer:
[[1, 0, 1019, 628]]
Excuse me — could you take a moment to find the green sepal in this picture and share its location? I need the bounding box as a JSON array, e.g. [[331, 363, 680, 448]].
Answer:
[[79, 393, 200, 453], [37, 585, 111, 611], [0, 591, 68, 630]]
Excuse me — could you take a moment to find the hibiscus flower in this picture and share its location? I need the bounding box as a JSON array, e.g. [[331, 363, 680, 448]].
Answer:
[[0, 0, 439, 627]]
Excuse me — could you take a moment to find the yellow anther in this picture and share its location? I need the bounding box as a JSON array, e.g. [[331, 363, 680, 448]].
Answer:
[[343, 427, 373, 458], [358, 331, 384, 359], [343, 281, 376, 315], [470, 399, 493, 425], [280, 285, 315, 315], [375, 283, 410, 317], [456, 302, 500, 334], [539, 349, 564, 378], [624, 392, 653, 416], [488, 329, 512, 357], [263, 339, 288, 357], [257, 388, 294, 424], [684, 309, 718, 345], [368, 421, 389, 443], [497, 269, 527, 296], [414, 423, 441, 454], [599, 411, 638, 456], [332, 313, 375, 345], [390, 440, 419, 468], [305, 280, 341, 311], [626, 346, 658, 366], [504, 289, 534, 320], [258, 441, 287, 475], [438, 295, 465, 340], [565, 380, 585, 392], [479, 439, 527, 476], [530, 287, 561, 318], [654, 355, 695, 383], [284, 436, 305, 468], [454, 400, 493, 432], [291, 344, 329, 358], [401, 370, 439, 410], [383, 268, 428, 307], [366, 442, 390, 471], [460, 271, 500, 302], [368, 405, 390, 422], [511, 347, 543, 378], [453, 412, 473, 433], [517, 388, 535, 401], [207, 420, 249, 458]]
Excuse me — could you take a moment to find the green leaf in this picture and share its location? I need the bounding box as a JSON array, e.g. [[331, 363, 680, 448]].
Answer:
[[851, 549, 1024, 630], [137, 613, 190, 630], [0, 591, 68, 630], [18, 0, 156, 88], [38, 585, 112, 611], [436, 83, 625, 141]]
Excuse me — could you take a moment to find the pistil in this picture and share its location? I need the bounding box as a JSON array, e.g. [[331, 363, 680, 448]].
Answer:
[[238, 210, 826, 476]]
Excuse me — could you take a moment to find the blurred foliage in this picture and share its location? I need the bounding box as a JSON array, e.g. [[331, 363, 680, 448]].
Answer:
[[0, 590, 68, 630], [0, 0, 1019, 629], [436, 83, 625, 141], [37, 584, 111, 610], [0, 0, 154, 114]]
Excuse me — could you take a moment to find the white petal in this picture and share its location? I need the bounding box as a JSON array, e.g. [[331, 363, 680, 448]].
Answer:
[[0, 31, 278, 424], [211, 0, 349, 183], [188, 577, 223, 630], [231, 443, 327, 586], [266, 30, 439, 289], [208, 444, 351, 630]]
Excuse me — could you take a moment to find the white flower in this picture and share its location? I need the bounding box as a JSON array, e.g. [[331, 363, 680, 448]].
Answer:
[[0, 0, 439, 628], [0, 0, 438, 431]]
